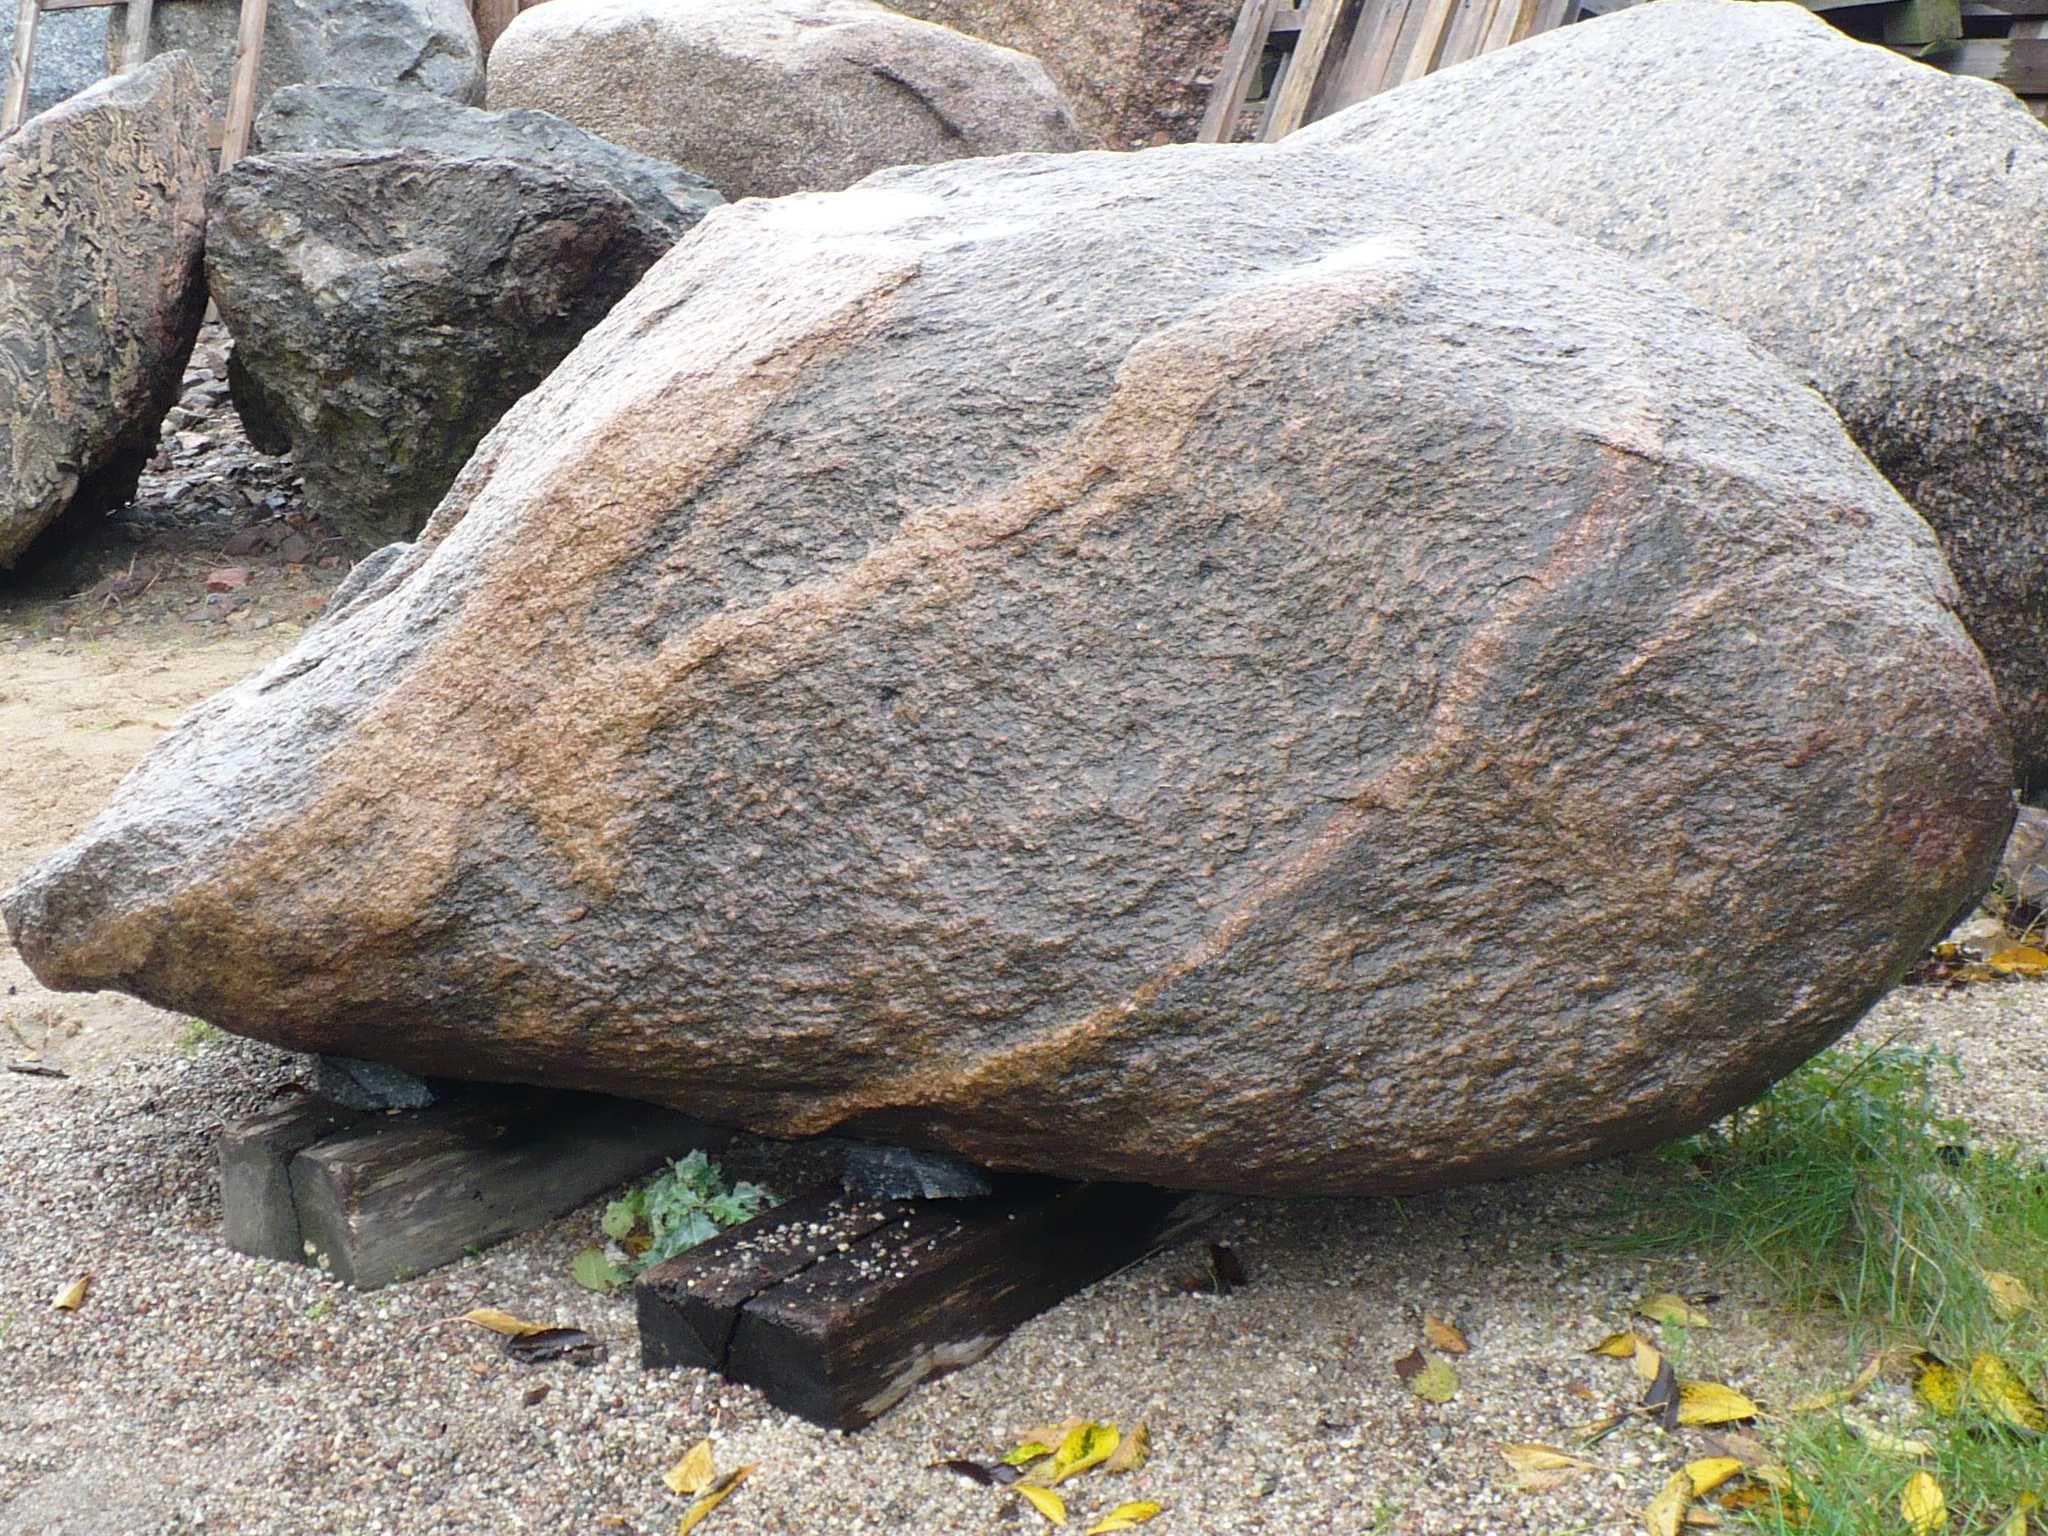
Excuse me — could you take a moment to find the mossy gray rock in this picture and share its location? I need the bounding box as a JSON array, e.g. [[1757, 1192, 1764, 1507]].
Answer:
[[5, 144, 2013, 1195], [0, 53, 209, 568]]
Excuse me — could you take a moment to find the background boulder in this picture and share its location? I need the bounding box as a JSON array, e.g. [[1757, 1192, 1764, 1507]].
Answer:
[[208, 145, 692, 546], [127, 0, 482, 115], [485, 0, 1086, 199], [888, 0, 1238, 146], [4, 144, 2011, 1196], [0, 52, 210, 568], [1294, 0, 2048, 794]]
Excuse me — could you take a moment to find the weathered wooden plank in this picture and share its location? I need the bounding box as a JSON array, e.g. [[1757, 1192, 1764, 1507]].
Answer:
[[1884, 0, 1962, 46], [216, 0, 265, 167], [220, 1096, 369, 1262], [1264, 0, 1349, 137], [1944, 35, 2048, 89], [2, 0, 40, 134], [637, 1188, 899, 1370], [1393, 0, 1465, 86], [653, 1182, 1227, 1430], [1198, 0, 1290, 142], [290, 1090, 725, 1288], [1320, 0, 1419, 112], [1965, 0, 2048, 16], [118, 0, 153, 71]]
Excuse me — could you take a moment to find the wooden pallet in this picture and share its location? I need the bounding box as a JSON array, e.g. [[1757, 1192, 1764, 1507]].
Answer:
[[221, 1087, 726, 1289], [2, 0, 268, 160], [637, 1180, 1226, 1430]]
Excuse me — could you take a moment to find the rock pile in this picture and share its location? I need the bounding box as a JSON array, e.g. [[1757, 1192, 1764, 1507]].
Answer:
[[0, 53, 210, 569], [1293, 0, 2048, 791], [3, 144, 2011, 1196], [486, 0, 1088, 198]]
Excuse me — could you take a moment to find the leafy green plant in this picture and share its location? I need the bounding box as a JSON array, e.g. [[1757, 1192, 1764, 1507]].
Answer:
[[174, 1016, 224, 1055], [573, 1151, 774, 1291]]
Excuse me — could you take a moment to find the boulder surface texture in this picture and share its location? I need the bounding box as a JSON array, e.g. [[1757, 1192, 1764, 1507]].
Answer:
[[254, 83, 725, 228], [1295, 0, 2048, 793], [887, 0, 1238, 146], [0, 52, 210, 568], [130, 0, 483, 114], [207, 138, 693, 546], [485, 0, 1086, 199], [4, 145, 2013, 1196]]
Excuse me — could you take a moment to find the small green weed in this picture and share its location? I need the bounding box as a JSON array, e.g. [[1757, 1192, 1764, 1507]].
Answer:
[[174, 1017, 225, 1055], [573, 1151, 774, 1291]]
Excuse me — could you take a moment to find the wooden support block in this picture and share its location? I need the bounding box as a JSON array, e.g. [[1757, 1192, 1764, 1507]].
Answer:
[[1885, 0, 1963, 46], [287, 1090, 727, 1289], [638, 1179, 1226, 1430], [1942, 34, 2048, 88], [220, 1095, 369, 1262]]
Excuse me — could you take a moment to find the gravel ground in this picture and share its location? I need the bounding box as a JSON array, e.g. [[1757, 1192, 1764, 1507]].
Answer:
[[0, 974, 2040, 1536]]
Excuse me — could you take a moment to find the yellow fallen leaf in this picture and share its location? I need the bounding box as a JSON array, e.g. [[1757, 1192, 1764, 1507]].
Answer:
[[1901, 1470, 1947, 1534], [460, 1307, 551, 1338], [1501, 1443, 1602, 1493], [1017, 1484, 1067, 1526], [1591, 1330, 1647, 1358], [1847, 1418, 1933, 1459], [1424, 1315, 1470, 1355], [1645, 1469, 1694, 1536], [1048, 1421, 1120, 1484], [1577, 1412, 1628, 1445], [1013, 1418, 1088, 1449], [51, 1275, 89, 1311], [1100, 1423, 1149, 1476], [1683, 1458, 1744, 1497], [1984, 1271, 2035, 1321], [664, 1440, 715, 1497], [1676, 1382, 1758, 1426], [1969, 1351, 2048, 1434], [1786, 1353, 1883, 1413], [1987, 944, 2048, 976], [675, 1464, 753, 1536], [1682, 1508, 1721, 1529], [1411, 1357, 1458, 1403], [1004, 1441, 1056, 1467], [1916, 1353, 1964, 1417], [1639, 1294, 1714, 1329], [1988, 1504, 2029, 1536], [1085, 1501, 1162, 1534], [1634, 1337, 1667, 1386]]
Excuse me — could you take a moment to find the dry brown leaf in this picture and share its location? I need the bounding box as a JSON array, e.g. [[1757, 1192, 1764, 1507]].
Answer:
[[1701, 1431, 1771, 1466], [1901, 1470, 1947, 1534], [1017, 1484, 1068, 1526], [1675, 1382, 1758, 1427], [1013, 1418, 1088, 1450], [1500, 1443, 1602, 1493], [1638, 1294, 1714, 1329], [664, 1440, 715, 1497], [675, 1464, 753, 1535], [1682, 1508, 1722, 1529], [460, 1307, 552, 1339], [51, 1275, 88, 1311], [1645, 1469, 1694, 1536], [1100, 1423, 1149, 1476], [1576, 1412, 1628, 1445], [1424, 1315, 1470, 1355], [1785, 1354, 1883, 1413]]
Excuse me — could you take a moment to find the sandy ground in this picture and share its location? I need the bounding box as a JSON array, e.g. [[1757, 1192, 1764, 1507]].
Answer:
[[0, 603, 2042, 1536]]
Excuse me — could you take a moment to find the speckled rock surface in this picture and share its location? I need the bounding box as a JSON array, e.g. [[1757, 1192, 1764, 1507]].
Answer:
[[127, 0, 483, 114], [0, 3, 110, 119], [1294, 0, 2048, 793], [2, 143, 2013, 1195], [887, 0, 1237, 146], [252, 83, 725, 228], [0, 53, 210, 569], [485, 0, 1086, 199], [205, 147, 686, 546]]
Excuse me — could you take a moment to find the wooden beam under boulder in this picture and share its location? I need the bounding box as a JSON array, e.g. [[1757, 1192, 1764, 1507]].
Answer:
[[637, 1180, 1225, 1430]]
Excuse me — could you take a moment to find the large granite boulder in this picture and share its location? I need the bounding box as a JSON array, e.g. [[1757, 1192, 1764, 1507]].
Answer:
[[207, 126, 704, 545], [126, 0, 483, 116], [0, 53, 210, 569], [1294, 0, 2048, 794], [485, 0, 1087, 199], [1, 4, 110, 120], [253, 83, 724, 227], [3, 145, 2012, 1196], [887, 0, 1238, 146]]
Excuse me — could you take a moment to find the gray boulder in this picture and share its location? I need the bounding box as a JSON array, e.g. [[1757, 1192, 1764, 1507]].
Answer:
[[485, 0, 1087, 200], [253, 83, 724, 229], [4, 144, 2011, 1196], [1293, 0, 2048, 793], [128, 0, 482, 116], [1, 5, 111, 119], [207, 146, 690, 546], [0, 53, 210, 568]]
